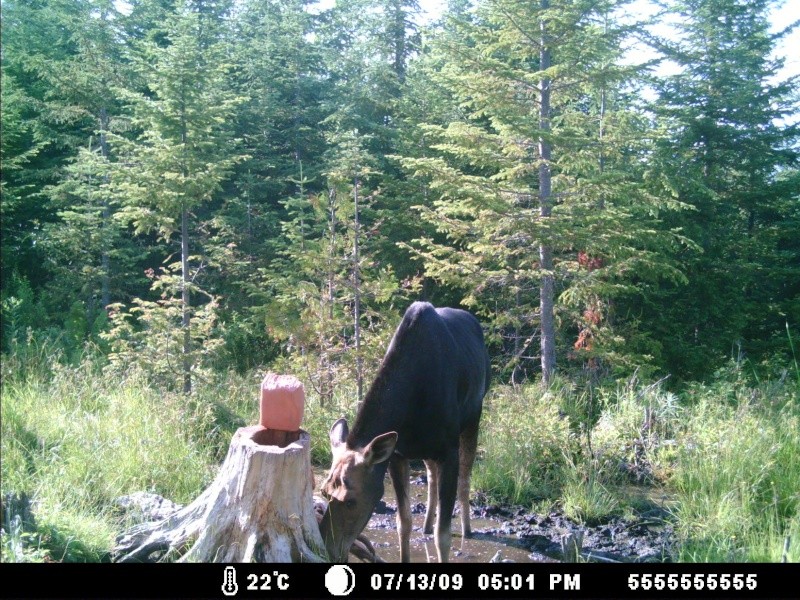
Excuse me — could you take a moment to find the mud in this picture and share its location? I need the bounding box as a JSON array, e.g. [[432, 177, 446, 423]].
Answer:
[[349, 473, 674, 563]]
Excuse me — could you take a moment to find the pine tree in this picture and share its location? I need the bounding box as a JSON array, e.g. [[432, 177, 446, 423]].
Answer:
[[642, 0, 799, 377], [109, 1, 244, 392], [399, 0, 687, 383]]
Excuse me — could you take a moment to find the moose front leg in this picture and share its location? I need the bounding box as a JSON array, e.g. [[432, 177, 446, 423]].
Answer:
[[388, 456, 412, 562], [423, 460, 438, 535], [435, 453, 459, 563]]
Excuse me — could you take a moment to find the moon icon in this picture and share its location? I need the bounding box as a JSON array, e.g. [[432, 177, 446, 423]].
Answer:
[[325, 564, 355, 596]]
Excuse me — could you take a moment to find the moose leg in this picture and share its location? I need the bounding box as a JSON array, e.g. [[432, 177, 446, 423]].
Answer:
[[423, 460, 438, 535], [389, 456, 412, 562], [435, 452, 459, 563], [458, 423, 479, 538]]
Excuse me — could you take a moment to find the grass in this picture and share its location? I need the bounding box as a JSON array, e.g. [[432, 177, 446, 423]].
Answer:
[[471, 384, 572, 504], [667, 380, 799, 562], [560, 457, 620, 525], [1, 344, 256, 561], [2, 340, 798, 562]]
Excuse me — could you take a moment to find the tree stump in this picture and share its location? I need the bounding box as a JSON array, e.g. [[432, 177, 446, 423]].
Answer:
[[114, 426, 325, 563]]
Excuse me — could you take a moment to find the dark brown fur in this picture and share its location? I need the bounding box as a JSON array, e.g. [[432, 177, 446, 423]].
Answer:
[[319, 302, 490, 562]]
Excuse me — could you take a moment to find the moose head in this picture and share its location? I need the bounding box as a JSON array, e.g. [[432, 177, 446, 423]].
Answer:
[[318, 418, 397, 562]]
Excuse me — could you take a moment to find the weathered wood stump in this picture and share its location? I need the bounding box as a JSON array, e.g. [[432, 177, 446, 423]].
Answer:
[[114, 426, 325, 562]]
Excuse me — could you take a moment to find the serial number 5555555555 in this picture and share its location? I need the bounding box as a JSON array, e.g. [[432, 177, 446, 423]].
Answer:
[[628, 573, 756, 592]]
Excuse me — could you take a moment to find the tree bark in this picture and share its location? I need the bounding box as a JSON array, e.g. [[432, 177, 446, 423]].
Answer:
[[99, 107, 111, 311], [538, 0, 556, 385], [113, 427, 325, 563], [181, 203, 191, 394], [353, 176, 364, 408]]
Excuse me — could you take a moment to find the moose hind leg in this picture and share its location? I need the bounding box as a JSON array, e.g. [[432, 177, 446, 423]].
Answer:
[[389, 456, 412, 562], [458, 424, 480, 538], [423, 460, 438, 535], [435, 453, 459, 563]]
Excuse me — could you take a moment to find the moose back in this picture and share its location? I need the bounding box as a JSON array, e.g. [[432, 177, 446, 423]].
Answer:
[[319, 301, 490, 562]]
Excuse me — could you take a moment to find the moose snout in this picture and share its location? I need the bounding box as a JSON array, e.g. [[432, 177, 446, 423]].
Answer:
[[319, 504, 351, 562]]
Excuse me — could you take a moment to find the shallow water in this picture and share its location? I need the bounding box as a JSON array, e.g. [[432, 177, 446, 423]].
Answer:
[[315, 469, 551, 563]]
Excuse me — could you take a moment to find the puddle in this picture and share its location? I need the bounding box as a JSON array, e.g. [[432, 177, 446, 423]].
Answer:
[[364, 508, 549, 563], [314, 468, 554, 563]]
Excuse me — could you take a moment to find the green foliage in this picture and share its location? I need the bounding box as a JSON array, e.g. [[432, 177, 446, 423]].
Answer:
[[669, 390, 799, 562], [473, 386, 573, 504], [560, 457, 620, 525], [1, 513, 49, 563], [1, 274, 49, 352], [2, 0, 799, 565], [3, 338, 798, 562], [110, 6, 245, 239], [102, 276, 223, 390], [0, 352, 252, 561], [2, 0, 798, 384], [397, 0, 692, 382], [636, 0, 800, 380]]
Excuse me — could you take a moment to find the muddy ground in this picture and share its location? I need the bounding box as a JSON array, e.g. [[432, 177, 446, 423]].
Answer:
[[113, 472, 675, 563], [360, 474, 675, 563]]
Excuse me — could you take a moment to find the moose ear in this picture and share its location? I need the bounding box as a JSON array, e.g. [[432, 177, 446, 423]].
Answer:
[[363, 431, 398, 466], [329, 418, 349, 450]]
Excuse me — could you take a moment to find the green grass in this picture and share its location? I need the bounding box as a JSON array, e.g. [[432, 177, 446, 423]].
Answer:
[[668, 389, 799, 562], [472, 384, 572, 504], [560, 457, 620, 525], [1, 350, 254, 561], [2, 342, 798, 563]]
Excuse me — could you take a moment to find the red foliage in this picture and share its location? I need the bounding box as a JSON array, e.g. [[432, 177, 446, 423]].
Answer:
[[578, 251, 604, 271], [574, 328, 593, 351]]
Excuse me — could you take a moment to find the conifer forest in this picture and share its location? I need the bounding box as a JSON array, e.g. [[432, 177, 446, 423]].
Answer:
[[1, 0, 799, 565]]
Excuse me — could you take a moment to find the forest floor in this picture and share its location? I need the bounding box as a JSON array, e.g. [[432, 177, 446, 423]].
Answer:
[[358, 473, 673, 563]]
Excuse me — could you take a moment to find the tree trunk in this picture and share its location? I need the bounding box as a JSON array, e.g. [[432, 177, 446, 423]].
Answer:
[[113, 426, 325, 563], [99, 107, 111, 310], [353, 176, 363, 408], [538, 0, 556, 386], [181, 203, 192, 394]]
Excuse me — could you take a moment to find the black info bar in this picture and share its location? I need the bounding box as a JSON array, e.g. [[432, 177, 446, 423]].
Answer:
[[1, 562, 796, 599]]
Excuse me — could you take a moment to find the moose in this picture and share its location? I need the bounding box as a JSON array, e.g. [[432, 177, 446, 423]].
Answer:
[[319, 302, 490, 563]]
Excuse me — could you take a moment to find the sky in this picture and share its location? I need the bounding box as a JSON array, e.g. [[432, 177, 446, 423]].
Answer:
[[414, 0, 800, 81], [117, 0, 799, 84]]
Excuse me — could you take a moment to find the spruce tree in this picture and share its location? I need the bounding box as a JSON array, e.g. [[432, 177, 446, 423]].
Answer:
[[39, 0, 134, 325], [399, 0, 687, 382], [0, 0, 101, 299], [109, 1, 244, 392], [642, 0, 799, 377]]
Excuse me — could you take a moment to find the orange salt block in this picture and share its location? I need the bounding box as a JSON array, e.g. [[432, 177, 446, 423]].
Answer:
[[260, 373, 305, 432]]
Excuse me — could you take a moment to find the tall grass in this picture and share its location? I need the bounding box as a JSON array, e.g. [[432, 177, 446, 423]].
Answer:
[[2, 339, 798, 562], [668, 376, 799, 562], [0, 339, 366, 562], [472, 385, 572, 505], [1, 343, 258, 561], [587, 362, 799, 561]]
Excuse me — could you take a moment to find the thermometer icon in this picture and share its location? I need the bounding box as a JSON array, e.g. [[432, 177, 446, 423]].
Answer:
[[221, 566, 238, 596]]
